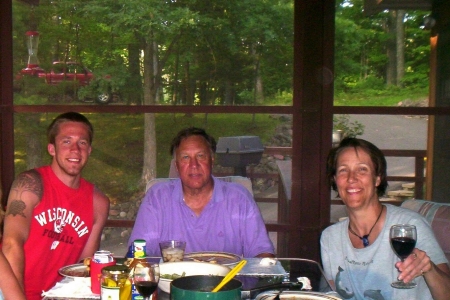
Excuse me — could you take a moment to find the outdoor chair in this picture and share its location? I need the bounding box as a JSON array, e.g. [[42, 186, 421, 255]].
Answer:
[[145, 176, 253, 195], [401, 199, 450, 262]]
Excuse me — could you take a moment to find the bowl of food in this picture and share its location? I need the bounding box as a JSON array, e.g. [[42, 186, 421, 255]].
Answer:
[[159, 261, 230, 294], [171, 275, 242, 300]]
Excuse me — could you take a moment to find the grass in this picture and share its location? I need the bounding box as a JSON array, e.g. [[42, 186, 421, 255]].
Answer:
[[334, 88, 428, 106], [12, 88, 428, 204], [14, 113, 285, 204]]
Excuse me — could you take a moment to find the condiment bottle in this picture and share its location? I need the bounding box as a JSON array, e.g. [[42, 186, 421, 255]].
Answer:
[[129, 240, 156, 300], [101, 265, 131, 300]]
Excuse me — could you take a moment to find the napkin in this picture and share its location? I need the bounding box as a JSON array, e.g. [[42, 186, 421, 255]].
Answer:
[[42, 278, 100, 299], [237, 258, 287, 276]]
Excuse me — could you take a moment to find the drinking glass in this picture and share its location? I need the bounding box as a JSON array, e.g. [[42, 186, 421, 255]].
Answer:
[[390, 224, 417, 289], [159, 240, 186, 262], [133, 263, 160, 300]]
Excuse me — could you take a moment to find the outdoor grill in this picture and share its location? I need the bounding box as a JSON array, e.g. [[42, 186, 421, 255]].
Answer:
[[216, 136, 264, 176]]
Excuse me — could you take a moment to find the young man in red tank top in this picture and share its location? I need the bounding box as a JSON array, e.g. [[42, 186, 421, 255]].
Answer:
[[1, 112, 110, 300]]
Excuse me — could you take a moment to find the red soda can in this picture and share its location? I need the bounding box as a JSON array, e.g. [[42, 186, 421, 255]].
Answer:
[[90, 250, 116, 294]]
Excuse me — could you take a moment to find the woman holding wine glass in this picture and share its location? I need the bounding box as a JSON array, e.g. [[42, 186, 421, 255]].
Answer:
[[320, 137, 450, 300]]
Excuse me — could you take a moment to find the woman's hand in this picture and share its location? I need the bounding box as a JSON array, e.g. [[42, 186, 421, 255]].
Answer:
[[396, 248, 450, 300], [396, 248, 431, 283]]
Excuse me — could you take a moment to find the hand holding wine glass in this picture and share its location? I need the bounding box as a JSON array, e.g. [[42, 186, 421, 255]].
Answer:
[[134, 263, 160, 300], [390, 224, 417, 289]]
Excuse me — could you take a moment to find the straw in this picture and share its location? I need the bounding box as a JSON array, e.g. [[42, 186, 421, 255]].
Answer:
[[211, 259, 247, 292]]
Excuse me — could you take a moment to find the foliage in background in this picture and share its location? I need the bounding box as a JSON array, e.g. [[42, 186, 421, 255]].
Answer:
[[11, 0, 432, 204], [12, 0, 294, 105], [14, 113, 284, 203], [333, 114, 365, 138], [12, 0, 430, 105], [334, 0, 430, 93]]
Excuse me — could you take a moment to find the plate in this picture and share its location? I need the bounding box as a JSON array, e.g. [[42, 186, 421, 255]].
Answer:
[[255, 291, 342, 300], [280, 291, 342, 300], [184, 251, 242, 266], [58, 263, 89, 278]]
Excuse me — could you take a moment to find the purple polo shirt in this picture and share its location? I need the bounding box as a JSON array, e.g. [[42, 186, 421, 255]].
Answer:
[[129, 176, 275, 257]]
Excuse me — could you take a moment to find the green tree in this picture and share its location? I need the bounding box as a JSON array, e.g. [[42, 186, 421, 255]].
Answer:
[[335, 0, 430, 91], [10, 0, 342, 181]]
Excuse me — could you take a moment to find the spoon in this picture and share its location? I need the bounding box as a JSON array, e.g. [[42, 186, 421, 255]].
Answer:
[[211, 259, 247, 292]]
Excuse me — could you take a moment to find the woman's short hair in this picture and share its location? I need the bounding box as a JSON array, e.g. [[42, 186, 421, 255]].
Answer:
[[327, 137, 388, 197], [170, 127, 216, 156]]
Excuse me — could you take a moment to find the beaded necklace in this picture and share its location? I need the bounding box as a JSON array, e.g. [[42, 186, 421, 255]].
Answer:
[[348, 205, 384, 247]]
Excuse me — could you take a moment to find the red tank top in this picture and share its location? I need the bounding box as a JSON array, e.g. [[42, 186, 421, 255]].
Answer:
[[24, 166, 94, 300]]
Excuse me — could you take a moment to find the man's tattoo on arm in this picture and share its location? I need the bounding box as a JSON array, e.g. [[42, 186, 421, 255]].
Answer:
[[6, 200, 27, 218], [7, 170, 42, 218], [11, 170, 43, 199]]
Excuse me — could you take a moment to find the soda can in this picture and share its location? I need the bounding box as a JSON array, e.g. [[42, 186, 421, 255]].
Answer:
[[93, 250, 114, 263], [91, 250, 116, 294]]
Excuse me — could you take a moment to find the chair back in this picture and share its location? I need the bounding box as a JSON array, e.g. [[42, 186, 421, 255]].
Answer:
[[168, 159, 179, 178], [401, 199, 450, 262], [145, 176, 253, 195]]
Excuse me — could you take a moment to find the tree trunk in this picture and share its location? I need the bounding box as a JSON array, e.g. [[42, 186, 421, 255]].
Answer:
[[25, 113, 43, 169], [199, 82, 208, 105], [153, 41, 162, 103], [224, 80, 233, 105], [396, 10, 406, 87], [141, 39, 157, 186], [184, 60, 194, 117], [172, 52, 179, 105], [252, 44, 264, 104], [184, 60, 194, 106], [126, 41, 142, 104], [386, 11, 397, 86]]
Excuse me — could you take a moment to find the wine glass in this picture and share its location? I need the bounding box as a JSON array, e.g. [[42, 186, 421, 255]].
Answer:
[[133, 263, 160, 300], [390, 224, 417, 289]]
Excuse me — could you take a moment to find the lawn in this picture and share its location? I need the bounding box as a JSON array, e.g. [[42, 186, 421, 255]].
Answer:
[[14, 113, 286, 204], [12, 88, 428, 204]]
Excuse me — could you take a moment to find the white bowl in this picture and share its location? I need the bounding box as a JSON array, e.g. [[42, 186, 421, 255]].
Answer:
[[158, 261, 230, 294]]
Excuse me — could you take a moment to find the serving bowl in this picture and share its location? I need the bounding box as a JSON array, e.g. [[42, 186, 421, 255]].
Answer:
[[171, 275, 242, 300], [158, 261, 230, 294]]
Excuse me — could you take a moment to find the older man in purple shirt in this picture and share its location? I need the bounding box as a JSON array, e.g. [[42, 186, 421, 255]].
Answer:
[[129, 127, 275, 258]]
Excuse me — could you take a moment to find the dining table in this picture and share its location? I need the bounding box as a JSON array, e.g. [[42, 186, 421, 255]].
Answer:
[[42, 257, 338, 300]]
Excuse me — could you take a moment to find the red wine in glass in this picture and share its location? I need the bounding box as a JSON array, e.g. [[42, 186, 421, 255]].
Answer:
[[133, 263, 159, 300], [391, 237, 416, 259], [390, 224, 417, 289], [135, 281, 158, 298]]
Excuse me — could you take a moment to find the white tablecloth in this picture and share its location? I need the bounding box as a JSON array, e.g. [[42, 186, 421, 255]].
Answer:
[[42, 277, 99, 299]]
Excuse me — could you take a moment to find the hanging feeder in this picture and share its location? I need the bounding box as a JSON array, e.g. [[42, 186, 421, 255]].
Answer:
[[21, 31, 44, 76]]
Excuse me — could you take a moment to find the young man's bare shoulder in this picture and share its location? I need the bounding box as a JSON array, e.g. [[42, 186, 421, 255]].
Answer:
[[93, 186, 110, 208], [11, 169, 43, 199], [6, 170, 43, 218]]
